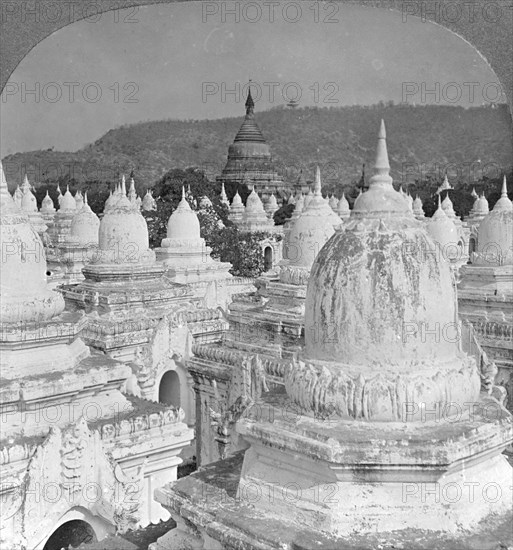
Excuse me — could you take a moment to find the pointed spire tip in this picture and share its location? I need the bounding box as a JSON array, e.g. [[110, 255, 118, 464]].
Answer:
[[501, 175, 508, 197], [378, 119, 386, 139]]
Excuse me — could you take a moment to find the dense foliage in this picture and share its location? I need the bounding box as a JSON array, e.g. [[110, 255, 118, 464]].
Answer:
[[273, 203, 295, 225]]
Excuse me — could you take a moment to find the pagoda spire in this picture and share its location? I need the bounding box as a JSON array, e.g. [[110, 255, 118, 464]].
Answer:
[[492, 175, 512, 212], [128, 174, 137, 202], [21, 174, 31, 192], [314, 166, 322, 196], [501, 174, 508, 198], [369, 119, 392, 188], [245, 82, 255, 117], [359, 163, 366, 190]]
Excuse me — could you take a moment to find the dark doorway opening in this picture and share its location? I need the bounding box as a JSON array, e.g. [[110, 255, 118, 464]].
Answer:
[[43, 520, 96, 550], [264, 246, 273, 271], [158, 370, 181, 408], [469, 237, 476, 256]]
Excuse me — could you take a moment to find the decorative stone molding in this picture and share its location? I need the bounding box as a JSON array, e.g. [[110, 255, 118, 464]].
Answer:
[[284, 355, 481, 422], [6, 417, 144, 548], [473, 320, 513, 341], [209, 353, 268, 459], [279, 265, 310, 286], [191, 344, 285, 380]]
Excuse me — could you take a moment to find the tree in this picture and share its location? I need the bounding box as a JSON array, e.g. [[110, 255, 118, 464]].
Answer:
[[273, 203, 295, 225], [208, 228, 276, 277]]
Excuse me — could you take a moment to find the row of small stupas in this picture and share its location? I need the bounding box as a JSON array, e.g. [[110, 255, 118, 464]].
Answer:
[[150, 121, 512, 550], [0, 158, 256, 549], [11, 174, 158, 228]]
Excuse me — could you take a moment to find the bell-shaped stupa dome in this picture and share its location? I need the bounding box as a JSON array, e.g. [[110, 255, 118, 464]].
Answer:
[[294, 193, 304, 215], [0, 162, 64, 323], [239, 187, 273, 232], [18, 174, 48, 235], [60, 185, 77, 212], [74, 190, 84, 210], [264, 193, 279, 217], [141, 189, 157, 211], [291, 121, 479, 421], [475, 193, 489, 215], [69, 192, 100, 245], [441, 193, 457, 219], [466, 191, 489, 226], [158, 187, 206, 266], [41, 191, 56, 213], [228, 189, 245, 225], [329, 195, 338, 210], [281, 168, 337, 283], [337, 192, 350, 219], [20, 174, 38, 212], [245, 188, 266, 213], [104, 176, 128, 213], [104, 190, 116, 212], [231, 190, 243, 208], [303, 167, 341, 228], [412, 195, 425, 219], [98, 181, 154, 264], [166, 187, 201, 240], [427, 196, 461, 262], [474, 176, 512, 266]]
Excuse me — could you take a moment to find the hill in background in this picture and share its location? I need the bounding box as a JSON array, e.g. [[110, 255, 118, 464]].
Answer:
[[2, 103, 512, 192]]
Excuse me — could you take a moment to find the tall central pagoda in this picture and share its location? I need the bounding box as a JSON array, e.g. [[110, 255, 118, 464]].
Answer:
[[216, 87, 287, 202]]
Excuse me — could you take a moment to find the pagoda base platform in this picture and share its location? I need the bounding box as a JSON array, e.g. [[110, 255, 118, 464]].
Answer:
[[151, 392, 513, 550], [151, 452, 513, 550]]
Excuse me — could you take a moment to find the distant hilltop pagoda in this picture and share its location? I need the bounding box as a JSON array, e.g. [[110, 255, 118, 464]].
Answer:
[[216, 85, 287, 203]]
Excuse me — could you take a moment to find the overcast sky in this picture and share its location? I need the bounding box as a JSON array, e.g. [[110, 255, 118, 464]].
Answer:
[[0, 2, 505, 156]]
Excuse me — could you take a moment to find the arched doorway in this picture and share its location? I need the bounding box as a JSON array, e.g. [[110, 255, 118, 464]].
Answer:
[[469, 237, 477, 256], [159, 370, 181, 408], [43, 520, 96, 550], [264, 246, 273, 271]]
